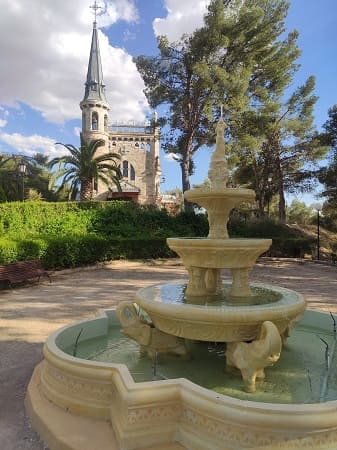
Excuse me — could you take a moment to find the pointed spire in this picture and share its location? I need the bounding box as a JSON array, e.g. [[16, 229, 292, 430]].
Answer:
[[82, 2, 107, 103]]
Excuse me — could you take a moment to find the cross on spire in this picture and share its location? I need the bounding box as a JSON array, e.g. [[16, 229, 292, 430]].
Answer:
[[90, 1, 102, 26]]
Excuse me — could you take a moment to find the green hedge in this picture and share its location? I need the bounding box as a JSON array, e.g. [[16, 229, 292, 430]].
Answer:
[[0, 201, 317, 270], [0, 200, 128, 238], [0, 235, 175, 269], [268, 237, 316, 258]]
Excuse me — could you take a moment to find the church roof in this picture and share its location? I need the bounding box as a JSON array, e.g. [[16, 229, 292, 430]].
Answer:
[[82, 21, 108, 103]]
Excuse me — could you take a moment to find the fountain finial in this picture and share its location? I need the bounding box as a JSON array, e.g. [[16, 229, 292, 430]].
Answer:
[[208, 116, 229, 189]]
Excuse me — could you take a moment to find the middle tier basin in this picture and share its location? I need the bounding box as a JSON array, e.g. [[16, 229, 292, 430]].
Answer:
[[167, 237, 272, 269]]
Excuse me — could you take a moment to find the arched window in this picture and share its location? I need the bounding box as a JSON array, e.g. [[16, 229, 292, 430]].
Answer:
[[122, 160, 128, 177], [122, 160, 136, 181], [92, 112, 98, 130], [104, 114, 108, 131], [130, 165, 135, 181], [82, 111, 86, 127]]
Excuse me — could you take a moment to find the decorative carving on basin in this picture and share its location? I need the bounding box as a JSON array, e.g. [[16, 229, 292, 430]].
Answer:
[[167, 237, 272, 297], [134, 281, 306, 343]]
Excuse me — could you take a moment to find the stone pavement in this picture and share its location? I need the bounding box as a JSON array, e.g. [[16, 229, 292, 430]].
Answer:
[[1, 258, 337, 450]]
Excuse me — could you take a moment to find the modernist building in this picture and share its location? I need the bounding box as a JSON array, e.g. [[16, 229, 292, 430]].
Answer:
[[80, 16, 161, 205]]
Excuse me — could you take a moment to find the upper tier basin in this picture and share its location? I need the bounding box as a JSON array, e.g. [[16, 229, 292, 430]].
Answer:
[[184, 188, 255, 239]]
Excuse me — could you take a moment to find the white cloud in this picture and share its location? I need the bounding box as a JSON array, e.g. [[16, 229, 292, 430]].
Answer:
[[0, 119, 7, 128], [0, 0, 147, 124], [164, 153, 180, 162], [0, 132, 64, 158], [153, 0, 210, 41], [73, 127, 82, 137]]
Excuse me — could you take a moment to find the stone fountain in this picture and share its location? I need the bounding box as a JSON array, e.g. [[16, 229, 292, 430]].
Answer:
[[119, 117, 305, 392], [26, 118, 337, 450]]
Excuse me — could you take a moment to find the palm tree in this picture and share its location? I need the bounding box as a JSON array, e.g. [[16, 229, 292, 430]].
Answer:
[[49, 135, 121, 200]]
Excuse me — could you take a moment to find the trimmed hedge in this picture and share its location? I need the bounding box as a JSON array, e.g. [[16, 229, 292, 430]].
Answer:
[[0, 201, 208, 269], [267, 237, 316, 258], [0, 201, 317, 270], [0, 235, 175, 269]]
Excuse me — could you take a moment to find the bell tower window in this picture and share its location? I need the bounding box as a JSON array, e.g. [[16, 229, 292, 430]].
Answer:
[[92, 112, 98, 130]]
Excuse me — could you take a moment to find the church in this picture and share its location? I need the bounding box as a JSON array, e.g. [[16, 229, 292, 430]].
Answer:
[[80, 12, 161, 206]]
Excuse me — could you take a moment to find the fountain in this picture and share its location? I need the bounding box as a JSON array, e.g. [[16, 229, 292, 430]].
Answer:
[[26, 118, 337, 450]]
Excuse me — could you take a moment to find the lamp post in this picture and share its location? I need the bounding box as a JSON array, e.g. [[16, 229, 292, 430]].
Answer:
[[18, 161, 27, 201], [316, 208, 320, 260], [267, 173, 272, 216]]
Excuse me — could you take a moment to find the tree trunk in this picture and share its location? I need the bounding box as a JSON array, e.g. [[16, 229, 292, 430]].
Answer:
[[278, 172, 286, 223], [180, 133, 194, 211], [80, 178, 93, 201], [181, 159, 192, 211]]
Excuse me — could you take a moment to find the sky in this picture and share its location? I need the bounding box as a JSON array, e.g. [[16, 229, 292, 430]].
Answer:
[[0, 0, 336, 205]]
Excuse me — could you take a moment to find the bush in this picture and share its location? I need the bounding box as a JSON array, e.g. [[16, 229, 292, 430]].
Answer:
[[40, 235, 174, 269], [228, 215, 304, 239], [0, 239, 18, 264], [268, 237, 316, 258]]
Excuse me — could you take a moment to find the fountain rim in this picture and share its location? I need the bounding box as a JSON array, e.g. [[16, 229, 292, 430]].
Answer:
[[43, 309, 337, 413], [167, 237, 273, 247], [135, 281, 305, 314], [184, 187, 255, 198]]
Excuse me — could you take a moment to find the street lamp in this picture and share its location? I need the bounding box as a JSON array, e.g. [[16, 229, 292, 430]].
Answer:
[[316, 208, 321, 260], [267, 173, 272, 216], [18, 161, 27, 201]]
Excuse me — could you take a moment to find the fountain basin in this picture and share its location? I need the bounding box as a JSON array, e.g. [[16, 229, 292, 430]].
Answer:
[[25, 309, 337, 450], [167, 237, 272, 269], [135, 281, 306, 342], [184, 188, 255, 239], [167, 238, 272, 297]]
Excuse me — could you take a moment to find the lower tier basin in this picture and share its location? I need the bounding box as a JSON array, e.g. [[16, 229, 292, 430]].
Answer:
[[26, 308, 337, 450]]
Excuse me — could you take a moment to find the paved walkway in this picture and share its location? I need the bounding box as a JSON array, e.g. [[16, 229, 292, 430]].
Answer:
[[1, 258, 337, 450]]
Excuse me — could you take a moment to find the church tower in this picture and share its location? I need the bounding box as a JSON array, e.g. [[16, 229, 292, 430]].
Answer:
[[80, 6, 109, 146], [80, 2, 161, 206]]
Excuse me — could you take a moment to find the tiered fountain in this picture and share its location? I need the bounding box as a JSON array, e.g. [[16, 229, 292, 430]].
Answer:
[[26, 118, 337, 450]]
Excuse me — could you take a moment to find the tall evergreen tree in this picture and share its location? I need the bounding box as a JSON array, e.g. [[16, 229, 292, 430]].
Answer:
[[233, 76, 327, 221], [318, 105, 337, 227], [135, 0, 299, 205]]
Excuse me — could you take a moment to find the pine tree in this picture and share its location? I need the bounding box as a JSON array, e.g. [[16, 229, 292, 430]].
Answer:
[[233, 76, 328, 221], [135, 0, 300, 208], [318, 105, 337, 227]]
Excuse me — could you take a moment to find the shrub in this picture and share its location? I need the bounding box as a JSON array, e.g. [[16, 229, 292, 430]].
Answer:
[[268, 237, 316, 258], [0, 239, 18, 264]]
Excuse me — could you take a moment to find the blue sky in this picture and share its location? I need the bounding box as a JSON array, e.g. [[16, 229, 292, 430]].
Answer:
[[0, 0, 336, 205]]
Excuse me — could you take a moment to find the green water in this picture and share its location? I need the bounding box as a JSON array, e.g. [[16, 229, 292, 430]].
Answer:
[[151, 283, 282, 307], [64, 323, 337, 404]]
